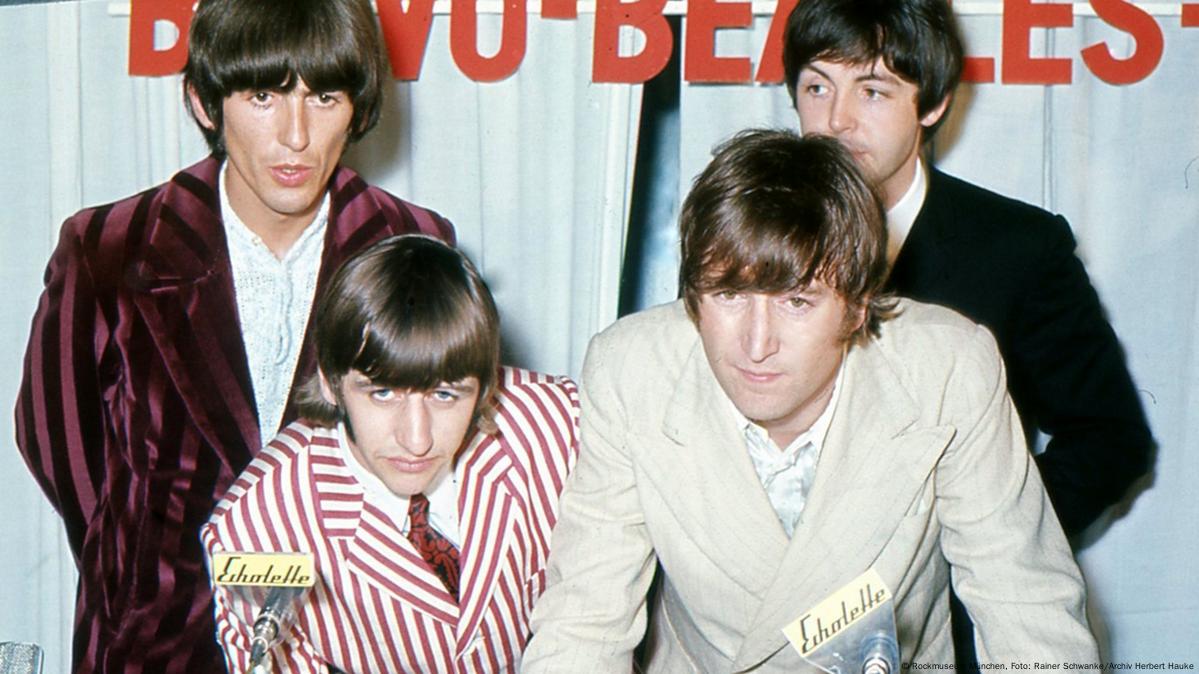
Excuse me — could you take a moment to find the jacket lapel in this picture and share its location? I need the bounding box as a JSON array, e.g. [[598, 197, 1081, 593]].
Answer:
[[733, 338, 954, 669], [325, 447, 462, 627], [649, 338, 791, 597], [889, 168, 961, 294], [454, 431, 518, 652], [129, 157, 261, 470]]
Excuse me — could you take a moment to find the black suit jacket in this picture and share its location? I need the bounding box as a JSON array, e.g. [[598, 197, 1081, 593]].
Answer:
[[888, 168, 1153, 537]]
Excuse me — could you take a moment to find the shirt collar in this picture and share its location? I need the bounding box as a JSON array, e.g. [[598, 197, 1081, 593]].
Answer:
[[885, 157, 929, 265]]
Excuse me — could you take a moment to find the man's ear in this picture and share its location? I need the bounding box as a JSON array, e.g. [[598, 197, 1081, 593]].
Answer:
[[186, 85, 217, 131], [920, 94, 951, 129], [318, 370, 338, 407], [843, 299, 868, 340]]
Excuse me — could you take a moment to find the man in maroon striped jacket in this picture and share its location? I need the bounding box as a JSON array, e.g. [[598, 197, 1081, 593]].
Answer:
[[203, 236, 580, 672], [13, 0, 452, 671]]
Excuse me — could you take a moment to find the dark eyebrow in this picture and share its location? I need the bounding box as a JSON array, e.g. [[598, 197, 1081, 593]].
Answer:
[[803, 62, 902, 87], [440, 381, 478, 394]]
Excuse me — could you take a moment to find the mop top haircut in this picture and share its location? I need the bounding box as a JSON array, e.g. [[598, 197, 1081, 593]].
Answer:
[[298, 235, 502, 432], [678, 129, 896, 344], [782, 0, 964, 140], [182, 0, 387, 158]]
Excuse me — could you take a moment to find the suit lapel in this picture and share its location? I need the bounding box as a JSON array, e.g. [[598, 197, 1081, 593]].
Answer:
[[454, 431, 518, 652], [649, 339, 790, 596], [889, 168, 962, 295], [733, 339, 954, 669], [324, 442, 462, 627], [129, 157, 261, 470]]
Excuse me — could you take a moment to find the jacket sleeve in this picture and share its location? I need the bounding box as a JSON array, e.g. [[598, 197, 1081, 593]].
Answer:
[[14, 213, 111, 556], [935, 323, 1099, 661], [522, 332, 658, 672], [1007, 215, 1154, 536]]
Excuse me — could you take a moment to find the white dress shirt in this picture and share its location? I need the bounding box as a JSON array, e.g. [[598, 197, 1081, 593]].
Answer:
[[886, 156, 930, 266], [219, 165, 328, 447], [728, 361, 846, 537]]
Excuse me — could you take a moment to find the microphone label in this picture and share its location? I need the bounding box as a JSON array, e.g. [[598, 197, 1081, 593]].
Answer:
[[782, 567, 893, 657], [213, 552, 316, 588]]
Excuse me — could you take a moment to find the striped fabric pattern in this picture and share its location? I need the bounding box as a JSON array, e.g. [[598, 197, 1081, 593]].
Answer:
[[203, 367, 580, 673], [14, 156, 454, 673]]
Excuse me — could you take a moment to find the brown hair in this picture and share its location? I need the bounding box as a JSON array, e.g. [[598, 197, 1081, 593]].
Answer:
[[182, 0, 387, 158], [679, 129, 896, 343], [297, 235, 501, 432]]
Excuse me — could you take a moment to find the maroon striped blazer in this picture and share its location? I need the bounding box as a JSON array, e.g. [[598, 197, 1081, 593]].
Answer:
[[202, 367, 580, 673], [14, 156, 453, 673]]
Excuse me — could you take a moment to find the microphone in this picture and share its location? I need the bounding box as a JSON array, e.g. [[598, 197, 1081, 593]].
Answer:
[[0, 643, 44, 674], [248, 585, 307, 672], [859, 630, 900, 674]]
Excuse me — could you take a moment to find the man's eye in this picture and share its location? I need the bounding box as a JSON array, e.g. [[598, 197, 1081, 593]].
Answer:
[[805, 83, 827, 96], [431, 389, 459, 403], [315, 92, 339, 105], [370, 389, 397, 402], [789, 296, 810, 308], [252, 91, 272, 103]]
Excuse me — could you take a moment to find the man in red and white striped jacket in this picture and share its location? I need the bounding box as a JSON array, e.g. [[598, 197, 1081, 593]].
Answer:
[[202, 236, 579, 672]]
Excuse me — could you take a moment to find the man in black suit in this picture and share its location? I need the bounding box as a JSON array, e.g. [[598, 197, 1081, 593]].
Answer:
[[782, 0, 1154, 668]]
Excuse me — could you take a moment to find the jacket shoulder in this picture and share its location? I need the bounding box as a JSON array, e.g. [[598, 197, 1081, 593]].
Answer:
[[491, 366, 580, 469], [332, 168, 456, 244], [54, 158, 221, 280], [874, 299, 1005, 385], [210, 422, 325, 522], [587, 301, 695, 371], [926, 169, 1075, 251]]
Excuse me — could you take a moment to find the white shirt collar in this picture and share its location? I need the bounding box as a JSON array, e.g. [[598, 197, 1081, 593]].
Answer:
[[885, 157, 929, 266]]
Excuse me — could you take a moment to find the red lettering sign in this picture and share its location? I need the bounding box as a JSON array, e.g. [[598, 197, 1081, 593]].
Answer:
[[684, 0, 753, 83], [450, 0, 527, 81], [1081, 0, 1163, 84], [377, 0, 437, 80], [754, 0, 798, 83], [592, 0, 673, 83], [128, 0, 192, 76], [1003, 0, 1074, 84]]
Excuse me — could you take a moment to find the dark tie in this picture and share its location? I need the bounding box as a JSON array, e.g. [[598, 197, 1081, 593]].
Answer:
[[406, 493, 460, 599]]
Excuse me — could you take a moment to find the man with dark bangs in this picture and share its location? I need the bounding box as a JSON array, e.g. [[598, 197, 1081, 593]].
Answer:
[[523, 130, 1097, 671], [203, 235, 579, 672], [781, 0, 1152, 667], [14, 0, 451, 670]]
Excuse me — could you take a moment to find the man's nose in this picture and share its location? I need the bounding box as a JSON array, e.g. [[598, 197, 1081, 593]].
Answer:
[[827, 91, 856, 134], [279, 94, 310, 152], [743, 297, 780, 363], [395, 397, 434, 456]]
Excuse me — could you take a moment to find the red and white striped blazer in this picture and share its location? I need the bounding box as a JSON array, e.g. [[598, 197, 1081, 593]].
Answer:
[[202, 367, 579, 673]]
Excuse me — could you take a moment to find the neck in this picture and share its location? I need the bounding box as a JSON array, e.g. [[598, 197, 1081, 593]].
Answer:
[[883, 158, 920, 211]]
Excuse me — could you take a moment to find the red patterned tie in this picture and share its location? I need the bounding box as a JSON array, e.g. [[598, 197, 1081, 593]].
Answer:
[[406, 493, 460, 599]]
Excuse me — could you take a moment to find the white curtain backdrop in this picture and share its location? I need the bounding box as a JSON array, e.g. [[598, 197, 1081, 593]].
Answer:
[[0, 1, 638, 670], [669, 9, 1199, 664]]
